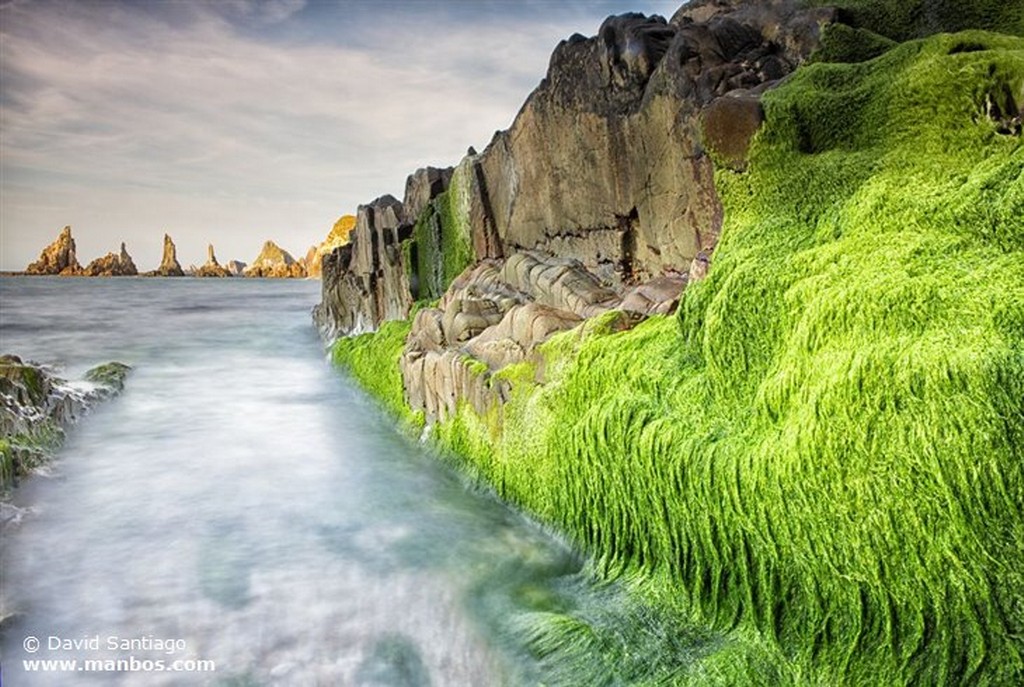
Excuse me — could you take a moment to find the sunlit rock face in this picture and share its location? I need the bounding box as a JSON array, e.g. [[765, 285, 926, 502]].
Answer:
[[25, 226, 83, 275], [243, 241, 306, 278], [82, 242, 139, 276], [194, 244, 233, 278], [146, 233, 185, 277]]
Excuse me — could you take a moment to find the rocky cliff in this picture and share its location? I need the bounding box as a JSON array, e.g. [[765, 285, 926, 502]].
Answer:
[[25, 226, 82, 275], [82, 242, 138, 276], [243, 240, 306, 278], [321, 1, 1024, 685], [316, 0, 837, 411]]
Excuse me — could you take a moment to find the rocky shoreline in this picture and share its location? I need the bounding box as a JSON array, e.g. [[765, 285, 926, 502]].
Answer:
[[316, 0, 1024, 684]]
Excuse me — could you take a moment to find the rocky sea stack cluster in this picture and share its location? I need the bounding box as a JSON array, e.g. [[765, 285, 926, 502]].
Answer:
[[317, 0, 1024, 684], [19, 227, 339, 278]]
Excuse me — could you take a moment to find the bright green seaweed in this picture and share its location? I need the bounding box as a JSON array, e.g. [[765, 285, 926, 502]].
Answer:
[[334, 30, 1024, 685]]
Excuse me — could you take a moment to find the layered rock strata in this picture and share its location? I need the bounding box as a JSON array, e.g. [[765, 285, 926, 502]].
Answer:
[[316, 1, 837, 422], [25, 226, 82, 275], [314, 195, 412, 337]]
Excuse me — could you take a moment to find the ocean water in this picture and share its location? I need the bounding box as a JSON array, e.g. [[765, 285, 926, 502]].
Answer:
[[0, 277, 582, 686]]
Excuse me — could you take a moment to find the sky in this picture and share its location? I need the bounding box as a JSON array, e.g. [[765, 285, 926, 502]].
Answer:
[[0, 0, 683, 271]]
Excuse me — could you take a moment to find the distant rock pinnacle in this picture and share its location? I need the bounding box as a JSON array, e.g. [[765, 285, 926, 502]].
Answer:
[[25, 225, 82, 275]]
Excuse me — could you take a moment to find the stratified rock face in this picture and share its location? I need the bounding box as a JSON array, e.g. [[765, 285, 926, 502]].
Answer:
[[243, 240, 306, 278], [314, 196, 411, 337], [25, 226, 82, 275], [307, 214, 357, 278], [149, 233, 185, 277], [469, 2, 833, 285], [400, 254, 681, 422], [194, 244, 232, 278], [316, 1, 835, 343], [82, 242, 139, 276]]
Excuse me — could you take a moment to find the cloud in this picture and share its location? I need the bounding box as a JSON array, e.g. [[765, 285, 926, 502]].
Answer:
[[0, 0, 680, 270]]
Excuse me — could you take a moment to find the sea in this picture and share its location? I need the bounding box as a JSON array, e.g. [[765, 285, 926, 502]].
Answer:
[[0, 276, 586, 686]]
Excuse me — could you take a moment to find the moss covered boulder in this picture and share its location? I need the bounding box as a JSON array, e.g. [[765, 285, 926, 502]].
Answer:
[[1, 355, 131, 489]]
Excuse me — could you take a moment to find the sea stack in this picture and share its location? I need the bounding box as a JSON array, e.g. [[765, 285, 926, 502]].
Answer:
[[194, 244, 232, 277], [25, 226, 82, 275], [150, 234, 185, 277], [243, 240, 306, 278], [82, 242, 139, 276]]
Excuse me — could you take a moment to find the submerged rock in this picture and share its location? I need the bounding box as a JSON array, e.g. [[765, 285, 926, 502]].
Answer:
[[82, 242, 139, 276], [0, 355, 130, 489], [25, 226, 82, 276]]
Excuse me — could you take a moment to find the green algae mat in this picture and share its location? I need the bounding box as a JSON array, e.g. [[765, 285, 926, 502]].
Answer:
[[335, 29, 1024, 686]]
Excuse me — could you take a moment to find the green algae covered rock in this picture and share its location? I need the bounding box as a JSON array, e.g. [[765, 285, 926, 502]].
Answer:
[[328, 15, 1024, 687], [1, 356, 131, 489]]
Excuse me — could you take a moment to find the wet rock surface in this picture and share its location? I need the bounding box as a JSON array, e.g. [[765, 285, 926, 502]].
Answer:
[[1, 355, 130, 490]]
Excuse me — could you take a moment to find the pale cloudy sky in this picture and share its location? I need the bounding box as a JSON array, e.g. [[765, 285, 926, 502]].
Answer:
[[0, 0, 681, 271]]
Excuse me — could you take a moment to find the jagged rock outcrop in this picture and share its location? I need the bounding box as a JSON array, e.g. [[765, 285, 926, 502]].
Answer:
[[243, 240, 306, 278], [314, 196, 412, 336], [25, 226, 82, 275], [1, 355, 130, 489], [223, 260, 247, 276], [194, 244, 232, 277], [146, 234, 185, 277], [317, 0, 839, 418], [82, 242, 138, 276], [307, 215, 357, 278]]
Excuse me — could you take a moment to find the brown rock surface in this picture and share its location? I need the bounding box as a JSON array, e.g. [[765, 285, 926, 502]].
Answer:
[[194, 244, 232, 278], [317, 0, 840, 425], [147, 234, 185, 277], [243, 241, 307, 278], [82, 242, 139, 276], [313, 196, 412, 337], [25, 226, 82, 275]]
